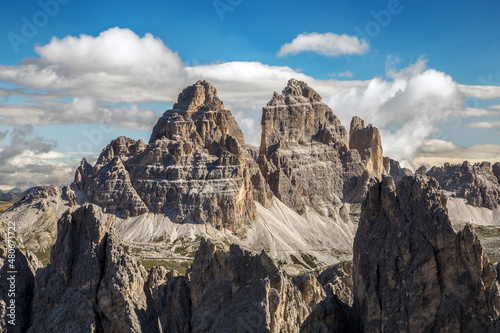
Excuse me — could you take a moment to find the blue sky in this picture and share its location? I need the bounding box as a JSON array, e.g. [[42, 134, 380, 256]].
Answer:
[[0, 0, 500, 189]]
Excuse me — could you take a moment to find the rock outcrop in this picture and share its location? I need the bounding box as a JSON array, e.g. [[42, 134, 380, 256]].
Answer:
[[493, 162, 500, 183], [24, 204, 325, 332], [388, 158, 413, 185], [258, 79, 378, 212], [354, 175, 500, 332], [188, 238, 322, 332], [317, 261, 354, 306], [0, 185, 73, 253], [300, 295, 358, 333], [427, 161, 500, 209], [349, 116, 385, 180], [0, 230, 41, 333], [73, 80, 271, 231]]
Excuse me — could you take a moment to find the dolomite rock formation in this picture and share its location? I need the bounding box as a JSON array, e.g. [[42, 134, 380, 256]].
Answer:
[[349, 116, 385, 180], [354, 175, 500, 332], [188, 238, 323, 332], [427, 161, 500, 209], [300, 295, 358, 333], [0, 185, 74, 253], [73, 80, 271, 231], [0, 230, 41, 333], [27, 204, 157, 333], [299, 262, 357, 332], [24, 204, 325, 332], [258, 79, 373, 212], [317, 261, 354, 306], [493, 162, 500, 183], [389, 158, 413, 184]]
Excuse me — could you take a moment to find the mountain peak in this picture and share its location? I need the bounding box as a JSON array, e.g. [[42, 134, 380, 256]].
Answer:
[[173, 80, 224, 112], [267, 79, 322, 107]]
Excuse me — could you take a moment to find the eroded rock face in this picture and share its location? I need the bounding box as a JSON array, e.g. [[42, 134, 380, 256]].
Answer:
[[493, 162, 500, 183], [28, 204, 155, 333], [258, 79, 375, 212], [300, 295, 358, 333], [349, 116, 384, 180], [427, 161, 500, 209], [389, 158, 413, 185], [354, 175, 500, 332], [188, 238, 322, 333], [317, 261, 354, 306], [73, 80, 271, 231], [0, 230, 41, 333], [23, 204, 327, 332], [0, 185, 73, 254]]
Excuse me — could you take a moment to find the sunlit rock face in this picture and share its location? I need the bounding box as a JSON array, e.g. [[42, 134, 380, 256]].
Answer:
[[258, 79, 385, 212], [73, 80, 271, 231]]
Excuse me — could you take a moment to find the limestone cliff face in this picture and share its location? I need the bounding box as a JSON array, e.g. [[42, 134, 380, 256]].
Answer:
[[427, 161, 500, 209], [27, 204, 157, 333], [353, 175, 500, 332], [258, 79, 376, 212], [0, 230, 41, 333], [349, 116, 385, 180], [73, 80, 271, 231]]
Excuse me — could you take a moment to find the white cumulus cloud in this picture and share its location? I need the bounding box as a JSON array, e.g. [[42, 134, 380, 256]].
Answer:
[[328, 58, 465, 169], [278, 32, 369, 57]]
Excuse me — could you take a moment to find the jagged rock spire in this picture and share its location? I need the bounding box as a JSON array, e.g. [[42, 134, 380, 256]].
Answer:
[[349, 116, 384, 180]]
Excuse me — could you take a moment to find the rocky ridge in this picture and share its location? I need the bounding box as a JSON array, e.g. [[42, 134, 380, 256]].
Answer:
[[23, 204, 325, 332], [349, 116, 386, 180], [427, 161, 500, 209]]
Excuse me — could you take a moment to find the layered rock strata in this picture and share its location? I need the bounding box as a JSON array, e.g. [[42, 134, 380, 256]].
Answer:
[[73, 80, 271, 231], [258, 79, 382, 212]]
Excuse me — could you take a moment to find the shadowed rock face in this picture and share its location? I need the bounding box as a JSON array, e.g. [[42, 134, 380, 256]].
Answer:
[[354, 175, 500, 333], [23, 204, 324, 333], [188, 238, 323, 333], [73, 80, 271, 231], [0, 230, 41, 333], [27, 204, 157, 333], [427, 161, 500, 209]]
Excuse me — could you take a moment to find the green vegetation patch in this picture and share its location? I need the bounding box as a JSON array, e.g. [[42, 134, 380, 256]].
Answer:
[[300, 253, 319, 269], [290, 254, 309, 270], [33, 247, 52, 266]]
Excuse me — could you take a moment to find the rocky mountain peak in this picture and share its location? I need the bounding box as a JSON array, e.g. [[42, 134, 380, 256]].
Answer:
[[73, 80, 271, 229], [354, 174, 500, 332], [173, 79, 225, 112], [267, 78, 322, 107], [149, 81, 244, 145]]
